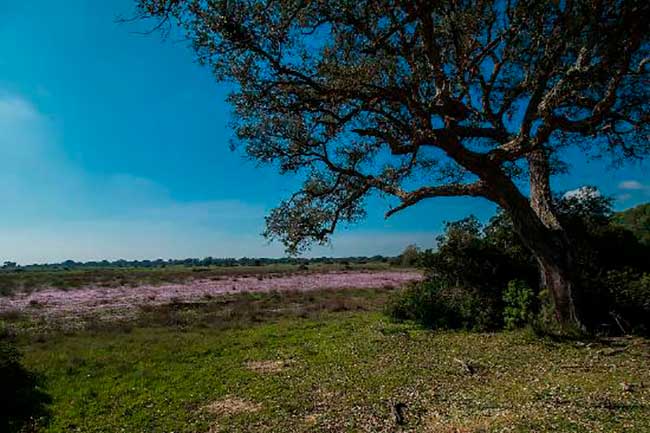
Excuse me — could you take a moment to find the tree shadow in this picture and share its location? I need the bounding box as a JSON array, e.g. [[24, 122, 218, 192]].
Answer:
[[0, 341, 51, 433]]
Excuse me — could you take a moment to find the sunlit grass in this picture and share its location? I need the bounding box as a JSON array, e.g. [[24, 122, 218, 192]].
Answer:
[[19, 310, 650, 433]]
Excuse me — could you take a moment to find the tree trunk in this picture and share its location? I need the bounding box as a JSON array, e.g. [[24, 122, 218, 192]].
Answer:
[[508, 198, 582, 329], [526, 149, 583, 329], [536, 252, 580, 327], [528, 150, 561, 229], [483, 161, 583, 330]]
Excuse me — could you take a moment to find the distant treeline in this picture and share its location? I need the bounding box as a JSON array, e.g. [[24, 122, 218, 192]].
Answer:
[[1, 255, 394, 271]]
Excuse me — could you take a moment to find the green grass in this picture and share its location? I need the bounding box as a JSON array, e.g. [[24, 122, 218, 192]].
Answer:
[[17, 309, 650, 432]]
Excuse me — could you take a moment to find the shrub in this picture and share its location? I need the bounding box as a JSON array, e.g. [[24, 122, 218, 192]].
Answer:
[[562, 205, 650, 332], [398, 244, 421, 267], [387, 215, 536, 332], [530, 288, 563, 335], [602, 271, 650, 335], [0, 321, 10, 340], [385, 281, 441, 326], [503, 280, 535, 329], [420, 216, 538, 298], [0, 341, 50, 432], [389, 194, 650, 335], [386, 279, 503, 331]]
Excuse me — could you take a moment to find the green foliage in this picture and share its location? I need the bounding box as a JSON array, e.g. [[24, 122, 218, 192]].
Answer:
[[420, 215, 538, 294], [0, 256, 395, 273], [503, 280, 535, 330], [531, 289, 564, 336], [558, 195, 650, 332], [398, 244, 420, 267], [0, 341, 50, 432], [388, 214, 537, 331], [602, 271, 650, 335], [385, 281, 439, 326], [390, 193, 650, 335], [386, 279, 503, 331], [614, 203, 650, 245]]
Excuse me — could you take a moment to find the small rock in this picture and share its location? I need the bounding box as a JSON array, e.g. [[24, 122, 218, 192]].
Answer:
[[621, 382, 635, 392]]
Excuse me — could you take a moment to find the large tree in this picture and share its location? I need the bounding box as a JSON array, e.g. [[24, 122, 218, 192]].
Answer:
[[137, 0, 650, 329]]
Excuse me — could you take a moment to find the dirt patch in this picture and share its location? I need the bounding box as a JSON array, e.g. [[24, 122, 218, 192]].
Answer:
[[423, 408, 526, 433], [203, 397, 262, 417], [245, 359, 293, 373], [304, 413, 320, 425]]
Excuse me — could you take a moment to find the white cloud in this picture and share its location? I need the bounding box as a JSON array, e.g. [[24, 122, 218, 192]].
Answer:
[[0, 93, 76, 214], [618, 180, 647, 191], [617, 180, 650, 202], [0, 93, 53, 159], [0, 92, 268, 263], [0, 93, 40, 121]]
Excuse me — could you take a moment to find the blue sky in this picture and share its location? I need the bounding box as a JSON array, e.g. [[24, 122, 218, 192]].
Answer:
[[1, 1, 649, 264]]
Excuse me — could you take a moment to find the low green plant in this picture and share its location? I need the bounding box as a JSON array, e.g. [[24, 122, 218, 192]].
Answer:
[[386, 279, 503, 331], [503, 280, 535, 329]]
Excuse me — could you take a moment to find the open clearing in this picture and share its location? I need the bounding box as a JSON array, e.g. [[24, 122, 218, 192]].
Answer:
[[17, 311, 650, 433], [3, 271, 649, 432]]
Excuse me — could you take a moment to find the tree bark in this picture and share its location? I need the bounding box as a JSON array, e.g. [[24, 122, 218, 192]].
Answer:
[[528, 150, 561, 230], [526, 150, 583, 329], [483, 163, 583, 329], [536, 252, 580, 328], [510, 204, 581, 329]]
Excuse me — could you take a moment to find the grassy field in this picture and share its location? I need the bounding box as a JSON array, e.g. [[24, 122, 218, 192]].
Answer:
[[0, 262, 394, 296], [7, 286, 650, 433]]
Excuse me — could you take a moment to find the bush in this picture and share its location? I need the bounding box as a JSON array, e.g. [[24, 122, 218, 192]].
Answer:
[[530, 288, 563, 335], [385, 281, 441, 326], [562, 204, 650, 333], [386, 279, 503, 331], [387, 215, 536, 331], [420, 216, 538, 297], [602, 271, 650, 335], [0, 341, 50, 432], [503, 280, 535, 330], [388, 193, 650, 335], [397, 244, 420, 267]]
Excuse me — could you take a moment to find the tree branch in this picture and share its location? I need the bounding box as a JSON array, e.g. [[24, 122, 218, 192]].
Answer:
[[385, 181, 487, 218]]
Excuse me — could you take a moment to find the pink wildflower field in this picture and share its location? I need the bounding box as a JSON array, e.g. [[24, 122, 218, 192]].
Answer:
[[0, 270, 422, 323]]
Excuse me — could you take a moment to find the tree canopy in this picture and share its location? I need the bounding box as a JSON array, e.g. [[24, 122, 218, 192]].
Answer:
[[137, 0, 650, 327], [138, 0, 650, 250]]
